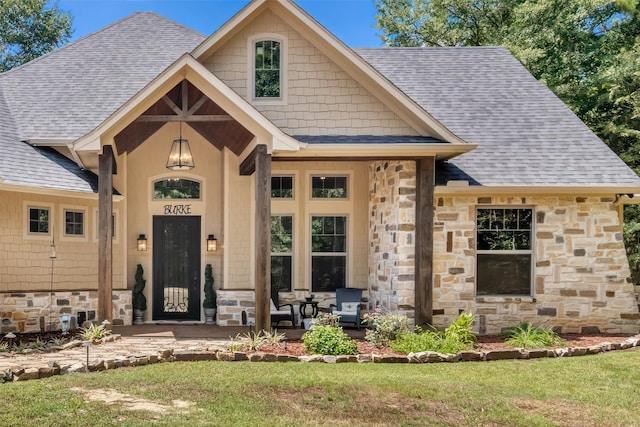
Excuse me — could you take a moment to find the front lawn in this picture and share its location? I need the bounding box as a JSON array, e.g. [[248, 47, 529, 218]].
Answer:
[[1, 349, 639, 426]]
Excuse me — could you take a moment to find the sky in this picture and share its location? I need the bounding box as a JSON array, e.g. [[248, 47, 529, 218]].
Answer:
[[56, 0, 384, 47]]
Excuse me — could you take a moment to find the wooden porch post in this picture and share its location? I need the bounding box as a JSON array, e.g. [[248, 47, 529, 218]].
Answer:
[[415, 157, 435, 328], [98, 145, 114, 322], [240, 145, 271, 332]]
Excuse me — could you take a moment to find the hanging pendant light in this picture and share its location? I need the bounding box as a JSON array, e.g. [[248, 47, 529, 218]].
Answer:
[[166, 121, 195, 171]]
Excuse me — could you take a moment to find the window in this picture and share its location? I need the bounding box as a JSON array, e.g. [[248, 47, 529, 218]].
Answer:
[[311, 176, 348, 199], [476, 208, 533, 295], [271, 176, 293, 198], [271, 216, 293, 292], [254, 39, 281, 98], [94, 210, 116, 240], [153, 178, 200, 200], [28, 207, 50, 234], [64, 210, 84, 237], [311, 216, 346, 292]]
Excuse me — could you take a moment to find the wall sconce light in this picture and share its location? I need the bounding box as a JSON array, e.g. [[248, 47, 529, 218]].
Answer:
[[137, 234, 147, 251], [207, 234, 218, 252]]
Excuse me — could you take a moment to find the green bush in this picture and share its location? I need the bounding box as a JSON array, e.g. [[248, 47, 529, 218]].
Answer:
[[501, 322, 566, 348], [363, 308, 411, 347], [390, 312, 476, 354], [302, 325, 358, 355], [133, 264, 147, 311]]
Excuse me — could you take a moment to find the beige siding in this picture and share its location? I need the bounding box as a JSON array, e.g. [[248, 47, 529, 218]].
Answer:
[[204, 9, 419, 136], [0, 190, 124, 292]]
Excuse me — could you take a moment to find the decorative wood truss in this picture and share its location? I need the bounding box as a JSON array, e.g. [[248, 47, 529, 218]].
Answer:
[[114, 80, 255, 156]]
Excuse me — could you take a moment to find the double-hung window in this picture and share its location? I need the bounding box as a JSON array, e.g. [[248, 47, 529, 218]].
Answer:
[[271, 215, 293, 292], [311, 215, 347, 292], [64, 209, 85, 237], [254, 39, 281, 99], [28, 207, 50, 234], [476, 208, 533, 295]]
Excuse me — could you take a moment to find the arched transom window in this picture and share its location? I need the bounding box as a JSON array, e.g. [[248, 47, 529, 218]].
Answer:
[[153, 178, 201, 200]]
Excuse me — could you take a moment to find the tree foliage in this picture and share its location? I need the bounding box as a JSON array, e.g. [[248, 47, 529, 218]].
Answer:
[[0, 0, 72, 72], [376, 0, 640, 282]]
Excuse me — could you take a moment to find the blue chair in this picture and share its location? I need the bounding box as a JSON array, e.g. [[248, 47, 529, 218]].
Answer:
[[329, 288, 363, 329]]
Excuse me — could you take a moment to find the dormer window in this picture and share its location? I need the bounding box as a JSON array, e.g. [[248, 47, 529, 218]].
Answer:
[[249, 35, 287, 104], [254, 40, 281, 98]]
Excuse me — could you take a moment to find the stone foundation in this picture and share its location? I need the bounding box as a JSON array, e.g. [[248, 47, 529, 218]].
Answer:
[[0, 290, 132, 333]]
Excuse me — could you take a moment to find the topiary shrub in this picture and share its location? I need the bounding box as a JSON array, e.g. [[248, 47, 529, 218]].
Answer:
[[302, 325, 358, 355], [203, 264, 217, 309], [133, 264, 147, 311]]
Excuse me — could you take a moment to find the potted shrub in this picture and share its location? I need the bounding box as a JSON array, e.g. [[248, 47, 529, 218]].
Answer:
[[132, 264, 147, 325], [203, 264, 217, 324]]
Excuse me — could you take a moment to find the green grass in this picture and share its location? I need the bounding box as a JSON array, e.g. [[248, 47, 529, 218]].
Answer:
[[1, 350, 639, 426]]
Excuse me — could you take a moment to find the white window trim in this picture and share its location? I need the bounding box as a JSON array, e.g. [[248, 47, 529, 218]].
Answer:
[[60, 205, 88, 241], [271, 214, 294, 292], [23, 201, 54, 241], [309, 214, 348, 293], [92, 208, 119, 243], [309, 174, 350, 201], [248, 33, 288, 105], [475, 205, 535, 297]]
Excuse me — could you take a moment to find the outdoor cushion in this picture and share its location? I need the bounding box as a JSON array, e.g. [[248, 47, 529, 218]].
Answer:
[[340, 302, 358, 313]]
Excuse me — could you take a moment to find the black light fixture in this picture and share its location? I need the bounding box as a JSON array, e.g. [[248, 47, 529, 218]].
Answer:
[[207, 234, 218, 252], [137, 234, 147, 251], [166, 121, 195, 171]]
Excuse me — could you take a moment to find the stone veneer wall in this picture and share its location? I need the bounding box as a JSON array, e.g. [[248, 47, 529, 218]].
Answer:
[[368, 161, 417, 321], [434, 196, 640, 334], [368, 161, 640, 334], [0, 290, 132, 333]]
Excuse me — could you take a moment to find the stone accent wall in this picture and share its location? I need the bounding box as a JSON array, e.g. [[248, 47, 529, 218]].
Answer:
[[368, 161, 417, 321], [205, 9, 418, 136], [434, 196, 640, 334], [0, 290, 132, 333]]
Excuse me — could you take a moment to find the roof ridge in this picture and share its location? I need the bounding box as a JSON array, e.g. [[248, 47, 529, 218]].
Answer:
[[354, 46, 509, 50], [0, 11, 203, 78]]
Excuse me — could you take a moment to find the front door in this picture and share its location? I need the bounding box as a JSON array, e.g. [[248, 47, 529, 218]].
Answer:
[[153, 216, 201, 320]]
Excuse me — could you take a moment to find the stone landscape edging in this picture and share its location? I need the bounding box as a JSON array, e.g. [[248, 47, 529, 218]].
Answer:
[[2, 334, 640, 382]]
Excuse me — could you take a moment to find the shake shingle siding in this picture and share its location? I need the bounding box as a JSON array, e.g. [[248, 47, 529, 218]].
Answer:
[[356, 46, 640, 187]]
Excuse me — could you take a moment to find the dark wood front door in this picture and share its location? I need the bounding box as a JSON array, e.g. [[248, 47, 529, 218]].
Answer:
[[153, 216, 201, 320]]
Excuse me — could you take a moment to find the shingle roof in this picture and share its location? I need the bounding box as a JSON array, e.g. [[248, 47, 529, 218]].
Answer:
[[294, 135, 444, 144], [0, 12, 205, 141], [355, 46, 640, 187]]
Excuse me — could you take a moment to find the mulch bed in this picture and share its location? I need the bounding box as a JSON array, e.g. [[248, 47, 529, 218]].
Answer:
[[260, 334, 637, 357]]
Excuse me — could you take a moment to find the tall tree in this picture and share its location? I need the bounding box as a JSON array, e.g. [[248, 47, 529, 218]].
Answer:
[[0, 0, 72, 72]]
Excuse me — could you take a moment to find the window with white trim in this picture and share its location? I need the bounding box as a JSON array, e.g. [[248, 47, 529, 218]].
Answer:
[[476, 208, 533, 295], [28, 207, 50, 234], [271, 215, 293, 292], [311, 215, 346, 292], [64, 209, 85, 237], [254, 39, 281, 98]]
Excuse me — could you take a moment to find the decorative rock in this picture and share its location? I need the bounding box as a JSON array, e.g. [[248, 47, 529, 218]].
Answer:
[[105, 359, 116, 370], [459, 351, 483, 362], [234, 352, 248, 361], [373, 354, 408, 363], [356, 354, 372, 363], [484, 349, 523, 361], [442, 353, 461, 362], [66, 362, 86, 374], [322, 355, 337, 364], [15, 368, 39, 381], [262, 353, 277, 362], [276, 354, 298, 363], [569, 347, 588, 357], [38, 367, 59, 378], [249, 353, 265, 362], [148, 355, 159, 364], [299, 355, 324, 363], [586, 345, 602, 355], [336, 355, 357, 363], [159, 349, 173, 359], [174, 351, 217, 361], [9, 366, 24, 377], [527, 349, 551, 359], [88, 359, 105, 372], [555, 348, 569, 357], [217, 352, 235, 362]]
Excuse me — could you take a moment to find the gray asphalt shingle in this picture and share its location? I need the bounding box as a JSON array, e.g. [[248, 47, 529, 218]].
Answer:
[[355, 46, 640, 187]]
